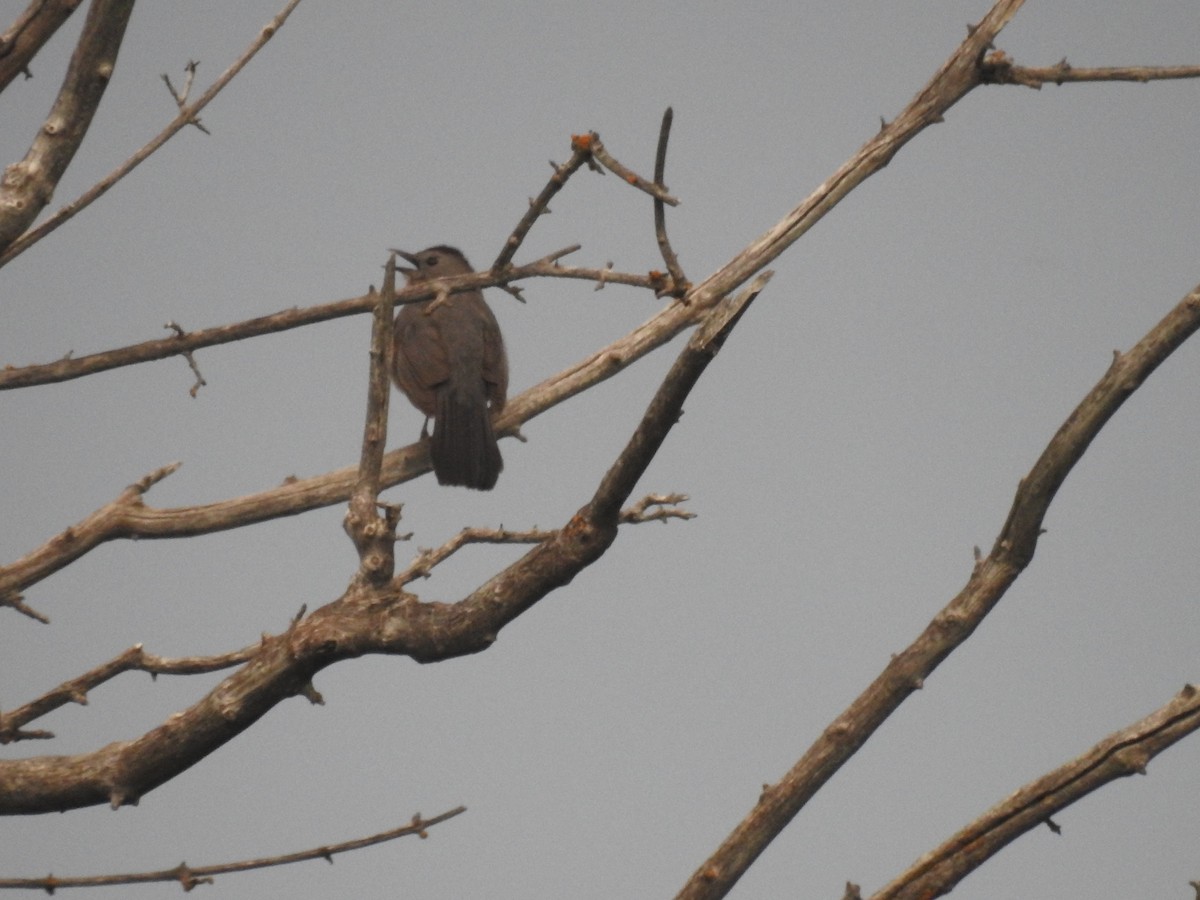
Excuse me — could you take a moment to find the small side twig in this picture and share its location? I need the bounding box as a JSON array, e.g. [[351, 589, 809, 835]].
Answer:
[[492, 138, 594, 271], [163, 320, 207, 395], [396, 525, 558, 586], [0, 808, 466, 892], [652, 108, 689, 298], [981, 52, 1200, 88], [0, 640, 262, 744], [620, 492, 695, 524], [588, 132, 680, 206]]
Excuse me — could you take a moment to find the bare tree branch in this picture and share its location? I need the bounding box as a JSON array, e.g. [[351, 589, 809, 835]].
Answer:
[[0, 0, 134, 252], [0, 0, 302, 268], [873, 684, 1200, 899], [0, 256, 765, 816], [0, 807, 466, 891], [0, 0, 84, 93]]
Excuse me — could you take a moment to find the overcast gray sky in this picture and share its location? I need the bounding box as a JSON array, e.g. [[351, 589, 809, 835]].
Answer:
[[3, 2, 1200, 897]]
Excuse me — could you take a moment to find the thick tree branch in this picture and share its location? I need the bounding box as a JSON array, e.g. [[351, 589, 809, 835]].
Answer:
[[873, 685, 1200, 899], [0, 0, 134, 252]]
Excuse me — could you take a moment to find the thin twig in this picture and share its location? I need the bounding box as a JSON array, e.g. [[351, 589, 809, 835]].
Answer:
[[588, 132, 680, 206], [395, 526, 558, 586], [491, 138, 594, 271], [0, 808, 466, 891], [0, 0, 303, 269]]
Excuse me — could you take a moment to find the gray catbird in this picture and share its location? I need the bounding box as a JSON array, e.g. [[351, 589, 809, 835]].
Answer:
[[391, 246, 508, 490]]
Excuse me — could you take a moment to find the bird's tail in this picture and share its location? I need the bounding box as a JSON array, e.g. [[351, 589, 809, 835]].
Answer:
[[432, 383, 503, 490]]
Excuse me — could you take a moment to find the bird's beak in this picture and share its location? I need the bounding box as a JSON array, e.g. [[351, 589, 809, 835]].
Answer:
[[391, 249, 419, 279]]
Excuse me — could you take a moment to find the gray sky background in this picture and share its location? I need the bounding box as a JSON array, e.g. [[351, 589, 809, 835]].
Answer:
[[2, 2, 1199, 897]]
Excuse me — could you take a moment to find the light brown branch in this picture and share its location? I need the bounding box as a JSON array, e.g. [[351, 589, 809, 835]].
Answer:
[[0, 0, 303, 268], [619, 493, 694, 524], [873, 685, 1200, 899], [0, 0, 134, 252], [0, 807, 466, 891]]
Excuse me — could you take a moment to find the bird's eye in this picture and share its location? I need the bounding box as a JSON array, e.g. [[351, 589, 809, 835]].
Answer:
[[424, 254, 439, 267]]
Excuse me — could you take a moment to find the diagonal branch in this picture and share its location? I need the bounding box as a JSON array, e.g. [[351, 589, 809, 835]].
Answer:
[[873, 685, 1200, 899], [0, 0, 134, 253]]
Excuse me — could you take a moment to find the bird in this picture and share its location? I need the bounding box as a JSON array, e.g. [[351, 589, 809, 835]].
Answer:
[[390, 246, 508, 490]]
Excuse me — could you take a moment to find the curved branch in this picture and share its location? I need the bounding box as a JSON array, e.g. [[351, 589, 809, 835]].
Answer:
[[0, 0, 134, 252]]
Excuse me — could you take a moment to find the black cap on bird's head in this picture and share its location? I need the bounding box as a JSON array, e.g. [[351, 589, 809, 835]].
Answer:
[[391, 245, 474, 283]]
